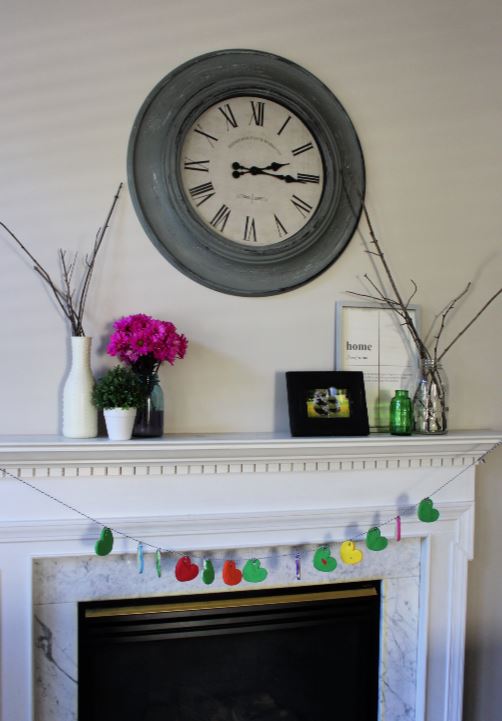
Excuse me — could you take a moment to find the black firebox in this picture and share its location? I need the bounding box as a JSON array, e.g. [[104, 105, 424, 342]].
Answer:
[[79, 581, 380, 721]]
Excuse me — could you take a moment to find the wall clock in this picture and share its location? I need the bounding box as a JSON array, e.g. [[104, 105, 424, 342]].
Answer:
[[128, 49, 365, 296]]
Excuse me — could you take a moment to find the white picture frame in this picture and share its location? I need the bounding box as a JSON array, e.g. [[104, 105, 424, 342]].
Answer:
[[335, 302, 420, 431]]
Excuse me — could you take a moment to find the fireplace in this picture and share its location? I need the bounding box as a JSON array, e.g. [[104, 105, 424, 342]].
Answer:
[[78, 582, 381, 721], [0, 431, 499, 721]]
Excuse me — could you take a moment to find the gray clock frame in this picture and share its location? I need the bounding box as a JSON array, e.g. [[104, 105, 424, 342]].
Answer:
[[127, 49, 365, 296]]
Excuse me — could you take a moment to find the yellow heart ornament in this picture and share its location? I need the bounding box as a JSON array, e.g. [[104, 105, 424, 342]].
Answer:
[[340, 540, 363, 565]]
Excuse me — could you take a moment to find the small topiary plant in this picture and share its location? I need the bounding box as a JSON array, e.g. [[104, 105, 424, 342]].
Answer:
[[92, 365, 144, 410]]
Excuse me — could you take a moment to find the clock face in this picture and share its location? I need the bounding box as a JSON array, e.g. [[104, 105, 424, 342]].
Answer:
[[179, 96, 325, 246]]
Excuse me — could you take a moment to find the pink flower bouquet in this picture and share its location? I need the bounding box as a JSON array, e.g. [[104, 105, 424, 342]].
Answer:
[[107, 313, 188, 375]]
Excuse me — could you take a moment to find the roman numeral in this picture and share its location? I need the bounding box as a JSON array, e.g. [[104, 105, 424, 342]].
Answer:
[[274, 214, 288, 238], [297, 173, 320, 184], [277, 115, 292, 136], [193, 125, 219, 147], [292, 142, 313, 156], [243, 216, 257, 242], [210, 204, 231, 232], [189, 181, 215, 206], [218, 103, 238, 130], [183, 158, 210, 172], [249, 101, 265, 126], [290, 194, 313, 218]]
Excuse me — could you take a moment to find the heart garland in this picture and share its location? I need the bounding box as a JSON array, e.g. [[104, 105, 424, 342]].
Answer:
[[222, 560, 242, 586], [313, 546, 338, 572], [92, 500, 446, 579], [175, 555, 199, 582], [366, 527, 388, 552], [417, 497, 440, 523], [94, 527, 113, 556], [243, 558, 268, 583], [340, 540, 363, 565]]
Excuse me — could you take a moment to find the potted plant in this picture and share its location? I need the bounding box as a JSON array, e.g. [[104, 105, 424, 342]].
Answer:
[[92, 365, 144, 440]]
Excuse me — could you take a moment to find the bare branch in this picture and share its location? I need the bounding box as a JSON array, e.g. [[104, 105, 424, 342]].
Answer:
[[1, 182, 123, 336], [76, 183, 123, 331], [360, 202, 430, 360], [432, 282, 471, 364], [405, 280, 418, 308], [437, 286, 502, 362]]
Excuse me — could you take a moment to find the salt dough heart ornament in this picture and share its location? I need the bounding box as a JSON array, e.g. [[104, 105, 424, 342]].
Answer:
[[222, 560, 242, 586], [94, 527, 114, 556], [366, 527, 388, 552], [340, 540, 363, 565], [202, 559, 215, 585], [418, 498, 440, 523], [243, 559, 268, 583], [175, 555, 199, 582], [313, 546, 337, 572]]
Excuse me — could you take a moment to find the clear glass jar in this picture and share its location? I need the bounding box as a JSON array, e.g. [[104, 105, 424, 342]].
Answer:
[[413, 360, 449, 434]]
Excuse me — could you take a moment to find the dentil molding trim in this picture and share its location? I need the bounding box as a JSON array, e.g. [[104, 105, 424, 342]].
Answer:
[[0, 431, 499, 478]]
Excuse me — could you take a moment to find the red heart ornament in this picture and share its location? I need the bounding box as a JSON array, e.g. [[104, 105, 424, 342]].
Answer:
[[222, 560, 242, 586], [175, 555, 199, 582]]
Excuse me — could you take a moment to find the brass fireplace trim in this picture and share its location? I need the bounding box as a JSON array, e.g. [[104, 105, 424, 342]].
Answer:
[[85, 586, 377, 619]]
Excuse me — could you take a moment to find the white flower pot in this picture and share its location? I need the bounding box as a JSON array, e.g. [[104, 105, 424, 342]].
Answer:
[[103, 408, 137, 441], [62, 336, 98, 438]]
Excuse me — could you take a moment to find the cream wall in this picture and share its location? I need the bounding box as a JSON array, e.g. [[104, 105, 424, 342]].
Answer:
[[0, 0, 501, 718]]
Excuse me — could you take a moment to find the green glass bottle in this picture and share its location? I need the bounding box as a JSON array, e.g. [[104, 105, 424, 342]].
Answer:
[[389, 389, 412, 435]]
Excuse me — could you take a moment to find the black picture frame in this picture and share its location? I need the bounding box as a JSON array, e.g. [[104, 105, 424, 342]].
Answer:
[[127, 49, 365, 297], [286, 371, 369, 437]]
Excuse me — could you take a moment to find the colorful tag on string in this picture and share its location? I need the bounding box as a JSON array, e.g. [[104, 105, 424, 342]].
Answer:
[[295, 552, 302, 580], [137, 543, 144, 574], [155, 549, 162, 578], [396, 515, 402, 542]]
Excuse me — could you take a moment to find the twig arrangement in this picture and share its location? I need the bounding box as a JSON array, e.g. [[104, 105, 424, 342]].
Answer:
[[348, 202, 502, 432], [349, 202, 502, 367], [1, 183, 123, 336]]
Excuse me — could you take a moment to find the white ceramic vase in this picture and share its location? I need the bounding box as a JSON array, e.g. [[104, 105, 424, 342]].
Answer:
[[103, 408, 137, 441], [62, 336, 98, 438]]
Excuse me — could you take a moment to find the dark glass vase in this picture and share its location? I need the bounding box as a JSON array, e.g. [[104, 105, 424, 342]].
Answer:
[[132, 372, 164, 438]]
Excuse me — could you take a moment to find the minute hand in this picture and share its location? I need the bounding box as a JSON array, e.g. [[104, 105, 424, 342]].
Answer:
[[237, 167, 306, 183]]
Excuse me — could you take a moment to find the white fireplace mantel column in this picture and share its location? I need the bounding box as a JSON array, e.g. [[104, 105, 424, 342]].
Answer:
[[0, 430, 500, 721]]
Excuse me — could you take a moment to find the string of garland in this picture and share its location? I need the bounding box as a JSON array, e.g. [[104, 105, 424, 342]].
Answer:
[[1, 441, 500, 584]]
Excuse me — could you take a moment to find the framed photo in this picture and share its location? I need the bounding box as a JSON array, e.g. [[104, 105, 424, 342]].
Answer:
[[286, 371, 369, 437], [335, 302, 419, 431]]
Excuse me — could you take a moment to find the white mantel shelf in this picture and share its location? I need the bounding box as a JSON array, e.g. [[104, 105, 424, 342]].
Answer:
[[0, 430, 499, 476], [0, 430, 501, 721]]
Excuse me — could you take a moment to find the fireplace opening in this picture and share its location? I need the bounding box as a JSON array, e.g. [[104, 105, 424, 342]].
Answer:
[[78, 581, 381, 721]]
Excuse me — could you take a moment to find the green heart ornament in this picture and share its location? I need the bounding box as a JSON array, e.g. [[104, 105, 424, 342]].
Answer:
[[418, 498, 440, 523], [366, 527, 388, 552], [243, 559, 268, 583], [313, 546, 337, 573], [202, 559, 215, 585], [95, 527, 114, 556]]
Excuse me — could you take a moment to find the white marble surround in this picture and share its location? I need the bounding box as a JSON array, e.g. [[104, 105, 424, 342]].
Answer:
[[0, 431, 501, 721]]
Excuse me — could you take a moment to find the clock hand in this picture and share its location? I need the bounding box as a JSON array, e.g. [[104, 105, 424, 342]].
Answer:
[[232, 161, 290, 173], [232, 166, 306, 183]]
